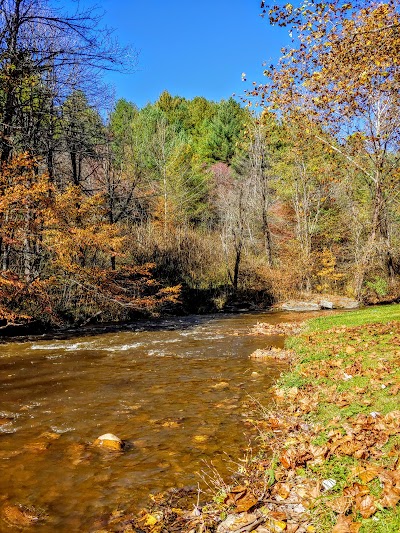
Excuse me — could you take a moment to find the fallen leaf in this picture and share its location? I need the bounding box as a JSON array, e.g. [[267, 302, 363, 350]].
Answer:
[[280, 451, 293, 469], [142, 513, 158, 527], [235, 493, 258, 513], [380, 487, 400, 508], [230, 485, 248, 493], [354, 493, 377, 518], [273, 482, 291, 500], [343, 483, 369, 498], [326, 495, 352, 514], [357, 466, 382, 484], [332, 514, 361, 533], [268, 518, 287, 531]]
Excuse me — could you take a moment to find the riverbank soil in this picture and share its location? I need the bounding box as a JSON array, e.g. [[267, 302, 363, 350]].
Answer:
[[128, 304, 400, 533]]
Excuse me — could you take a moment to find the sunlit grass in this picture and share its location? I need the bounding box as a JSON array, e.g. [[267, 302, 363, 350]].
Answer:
[[305, 303, 400, 332], [281, 303, 400, 532]]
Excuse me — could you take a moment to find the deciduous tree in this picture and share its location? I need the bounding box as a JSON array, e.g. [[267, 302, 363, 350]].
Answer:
[[256, 0, 400, 294]]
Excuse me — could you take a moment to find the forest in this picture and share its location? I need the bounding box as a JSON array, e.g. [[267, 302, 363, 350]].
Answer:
[[0, 0, 399, 328]]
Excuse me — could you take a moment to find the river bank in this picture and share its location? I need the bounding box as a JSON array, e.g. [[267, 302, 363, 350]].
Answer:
[[124, 304, 400, 533], [0, 291, 360, 342], [0, 287, 271, 340]]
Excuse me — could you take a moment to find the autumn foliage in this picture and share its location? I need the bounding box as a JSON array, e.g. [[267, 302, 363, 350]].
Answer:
[[1, 0, 400, 329], [0, 154, 180, 326]]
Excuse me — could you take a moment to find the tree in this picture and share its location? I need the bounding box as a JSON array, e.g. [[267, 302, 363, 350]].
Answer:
[[209, 163, 250, 290], [61, 90, 104, 187], [0, 0, 132, 163], [109, 99, 138, 167], [0, 153, 51, 280], [256, 0, 400, 294], [155, 90, 188, 130], [240, 113, 284, 266], [200, 98, 248, 164]]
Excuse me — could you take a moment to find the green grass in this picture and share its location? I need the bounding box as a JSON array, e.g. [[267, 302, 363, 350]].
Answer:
[[304, 303, 400, 332], [360, 507, 400, 533], [281, 303, 400, 533]]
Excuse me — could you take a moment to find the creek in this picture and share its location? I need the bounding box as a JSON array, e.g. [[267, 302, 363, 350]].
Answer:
[[0, 310, 318, 532]]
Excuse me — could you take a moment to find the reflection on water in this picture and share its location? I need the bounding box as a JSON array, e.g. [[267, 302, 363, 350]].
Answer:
[[0, 311, 320, 532]]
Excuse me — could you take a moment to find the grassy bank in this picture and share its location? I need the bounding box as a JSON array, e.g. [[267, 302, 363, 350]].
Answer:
[[278, 303, 400, 532], [125, 305, 400, 533]]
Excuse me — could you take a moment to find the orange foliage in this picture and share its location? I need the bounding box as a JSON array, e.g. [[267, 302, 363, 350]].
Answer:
[[0, 155, 180, 326]]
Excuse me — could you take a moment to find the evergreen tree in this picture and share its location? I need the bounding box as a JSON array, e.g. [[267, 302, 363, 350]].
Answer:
[[199, 98, 248, 164]]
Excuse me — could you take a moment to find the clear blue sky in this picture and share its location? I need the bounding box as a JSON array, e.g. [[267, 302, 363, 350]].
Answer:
[[63, 0, 289, 109]]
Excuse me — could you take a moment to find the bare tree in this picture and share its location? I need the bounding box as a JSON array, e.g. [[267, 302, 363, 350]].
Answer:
[[0, 0, 135, 163], [247, 121, 275, 266]]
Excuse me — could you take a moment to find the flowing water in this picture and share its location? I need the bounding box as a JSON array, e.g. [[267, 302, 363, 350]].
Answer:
[[0, 311, 320, 532]]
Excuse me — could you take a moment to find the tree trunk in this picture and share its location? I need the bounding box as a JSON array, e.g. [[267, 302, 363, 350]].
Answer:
[[261, 190, 273, 266], [233, 242, 242, 291], [71, 151, 78, 186]]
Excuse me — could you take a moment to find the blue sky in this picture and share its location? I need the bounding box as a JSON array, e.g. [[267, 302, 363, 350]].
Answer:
[[63, 0, 289, 108]]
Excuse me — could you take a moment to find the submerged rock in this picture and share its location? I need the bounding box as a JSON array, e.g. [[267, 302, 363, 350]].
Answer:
[[23, 432, 60, 453], [0, 412, 17, 425], [212, 381, 230, 390], [250, 347, 294, 361], [93, 433, 123, 451], [1, 504, 47, 528]]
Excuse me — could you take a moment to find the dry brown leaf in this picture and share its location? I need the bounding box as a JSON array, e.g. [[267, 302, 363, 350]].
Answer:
[[326, 495, 352, 514], [378, 469, 400, 488], [345, 345, 356, 355], [270, 510, 287, 521], [354, 493, 377, 518], [384, 411, 400, 424], [235, 493, 258, 513], [273, 482, 291, 500], [332, 514, 361, 533], [230, 485, 248, 493], [343, 483, 369, 498], [268, 417, 287, 430], [357, 466, 382, 484], [224, 489, 247, 506], [380, 487, 400, 508], [280, 451, 293, 469]]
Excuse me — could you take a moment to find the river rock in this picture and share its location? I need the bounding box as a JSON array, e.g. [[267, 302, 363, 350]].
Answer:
[[319, 299, 334, 309], [1, 504, 46, 527], [212, 382, 230, 390], [321, 296, 359, 309], [278, 295, 359, 311], [250, 348, 294, 361], [280, 301, 321, 312], [23, 432, 60, 453], [93, 433, 123, 451], [0, 412, 16, 425]]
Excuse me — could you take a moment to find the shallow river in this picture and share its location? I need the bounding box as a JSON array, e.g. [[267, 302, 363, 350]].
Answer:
[[0, 311, 318, 532]]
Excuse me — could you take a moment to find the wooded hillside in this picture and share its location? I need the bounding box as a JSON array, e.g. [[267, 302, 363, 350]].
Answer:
[[0, 0, 399, 327]]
